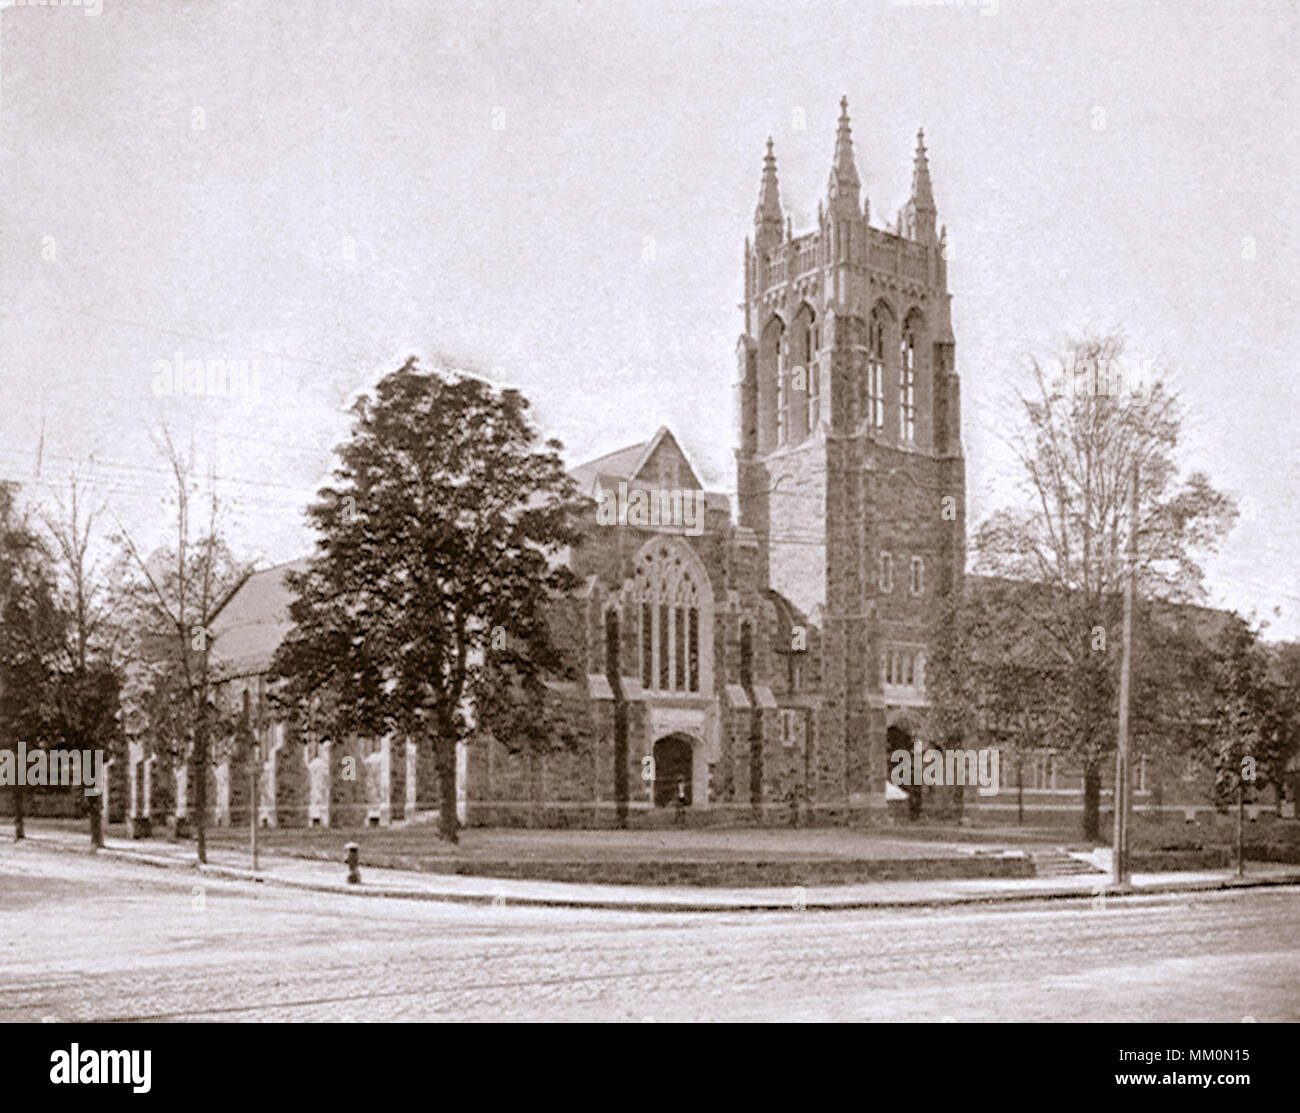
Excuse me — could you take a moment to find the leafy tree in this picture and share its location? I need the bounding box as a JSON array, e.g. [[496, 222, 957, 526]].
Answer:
[[1207, 617, 1290, 799], [968, 334, 1236, 839], [924, 577, 1065, 823], [272, 359, 589, 843], [1270, 642, 1300, 812], [0, 483, 63, 840]]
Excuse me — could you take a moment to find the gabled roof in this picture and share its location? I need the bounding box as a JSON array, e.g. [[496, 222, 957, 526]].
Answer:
[[209, 557, 310, 680], [568, 440, 649, 495], [568, 427, 704, 496]]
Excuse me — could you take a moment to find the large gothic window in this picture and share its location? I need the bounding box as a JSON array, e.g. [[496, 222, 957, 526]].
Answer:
[[631, 541, 710, 694], [899, 328, 917, 442]]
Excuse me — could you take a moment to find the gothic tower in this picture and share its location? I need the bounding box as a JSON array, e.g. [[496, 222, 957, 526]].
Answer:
[[736, 99, 966, 810]]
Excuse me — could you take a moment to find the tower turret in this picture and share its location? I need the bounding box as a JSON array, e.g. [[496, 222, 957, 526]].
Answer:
[[902, 128, 937, 245], [826, 96, 862, 220], [754, 137, 783, 253]]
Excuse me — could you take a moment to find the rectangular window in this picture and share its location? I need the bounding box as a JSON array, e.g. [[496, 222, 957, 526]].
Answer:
[[879, 551, 893, 593], [658, 603, 670, 690], [910, 556, 924, 596], [780, 708, 806, 749], [883, 648, 924, 690]]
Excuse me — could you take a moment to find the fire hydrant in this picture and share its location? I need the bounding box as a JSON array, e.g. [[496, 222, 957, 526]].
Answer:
[[345, 842, 361, 885]]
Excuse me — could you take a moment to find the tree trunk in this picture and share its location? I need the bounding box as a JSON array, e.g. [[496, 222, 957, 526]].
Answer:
[[13, 781, 24, 841], [1016, 755, 1024, 826], [435, 733, 459, 844], [89, 789, 103, 849], [1082, 762, 1102, 842]]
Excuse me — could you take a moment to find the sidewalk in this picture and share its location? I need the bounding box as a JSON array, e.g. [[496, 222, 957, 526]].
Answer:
[[15, 827, 1300, 913]]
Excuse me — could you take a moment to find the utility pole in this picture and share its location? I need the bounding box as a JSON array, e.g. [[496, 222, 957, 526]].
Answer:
[[1113, 461, 1138, 887], [1236, 765, 1245, 878], [250, 740, 259, 872]]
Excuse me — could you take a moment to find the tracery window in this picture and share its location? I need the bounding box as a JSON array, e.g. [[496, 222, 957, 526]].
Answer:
[[632, 543, 706, 694]]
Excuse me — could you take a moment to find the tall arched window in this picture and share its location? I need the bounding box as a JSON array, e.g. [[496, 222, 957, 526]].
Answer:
[[800, 312, 820, 434], [899, 327, 916, 442], [631, 541, 711, 694], [760, 317, 784, 453], [868, 314, 886, 430], [776, 331, 788, 446]]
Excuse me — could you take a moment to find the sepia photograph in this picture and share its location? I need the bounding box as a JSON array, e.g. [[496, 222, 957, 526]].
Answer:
[[0, 0, 1296, 1088]]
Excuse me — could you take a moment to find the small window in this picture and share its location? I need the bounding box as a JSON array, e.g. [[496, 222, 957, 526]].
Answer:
[[883, 648, 924, 692], [910, 556, 924, 596], [780, 708, 806, 749], [879, 552, 893, 593]]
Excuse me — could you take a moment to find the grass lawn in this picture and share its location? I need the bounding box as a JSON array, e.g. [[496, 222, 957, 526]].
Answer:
[[189, 824, 993, 864]]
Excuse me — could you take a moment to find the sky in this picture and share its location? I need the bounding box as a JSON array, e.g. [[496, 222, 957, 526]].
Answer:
[[1, 0, 1297, 636]]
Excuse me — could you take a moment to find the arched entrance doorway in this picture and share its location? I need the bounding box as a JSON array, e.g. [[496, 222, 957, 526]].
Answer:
[[886, 724, 921, 819], [653, 735, 694, 807]]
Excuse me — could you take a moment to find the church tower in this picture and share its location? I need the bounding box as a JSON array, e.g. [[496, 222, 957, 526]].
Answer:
[[736, 99, 966, 811]]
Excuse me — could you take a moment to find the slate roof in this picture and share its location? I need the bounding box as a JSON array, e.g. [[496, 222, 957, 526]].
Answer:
[[567, 440, 651, 495], [208, 558, 311, 680]]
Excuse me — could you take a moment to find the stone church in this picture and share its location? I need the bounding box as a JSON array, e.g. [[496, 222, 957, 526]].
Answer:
[[120, 99, 967, 830], [468, 99, 965, 824]]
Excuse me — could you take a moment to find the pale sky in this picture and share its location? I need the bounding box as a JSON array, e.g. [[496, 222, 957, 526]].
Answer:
[[1, 0, 1297, 636]]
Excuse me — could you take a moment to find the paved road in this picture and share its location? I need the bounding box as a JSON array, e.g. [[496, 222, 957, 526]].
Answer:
[[2, 844, 1297, 1022]]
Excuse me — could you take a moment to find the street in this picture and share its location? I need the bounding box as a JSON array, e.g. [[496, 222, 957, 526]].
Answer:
[[2, 844, 1297, 1022]]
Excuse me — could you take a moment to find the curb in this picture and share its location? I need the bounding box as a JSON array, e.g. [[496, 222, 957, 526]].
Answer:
[[14, 834, 1300, 914]]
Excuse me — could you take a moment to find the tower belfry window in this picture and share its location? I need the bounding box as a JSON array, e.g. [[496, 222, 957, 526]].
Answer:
[[899, 330, 917, 442], [868, 316, 885, 430], [802, 315, 820, 433]]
